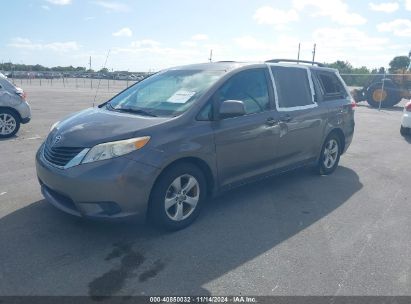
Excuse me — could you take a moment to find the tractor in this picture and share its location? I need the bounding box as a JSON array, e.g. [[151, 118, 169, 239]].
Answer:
[[351, 51, 411, 108]]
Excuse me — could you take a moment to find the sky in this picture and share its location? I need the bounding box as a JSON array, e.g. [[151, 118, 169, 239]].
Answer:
[[1, 0, 411, 72]]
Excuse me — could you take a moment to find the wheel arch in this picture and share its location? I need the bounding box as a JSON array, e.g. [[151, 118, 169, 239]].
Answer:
[[148, 156, 216, 205], [325, 128, 346, 155], [0, 106, 22, 121]]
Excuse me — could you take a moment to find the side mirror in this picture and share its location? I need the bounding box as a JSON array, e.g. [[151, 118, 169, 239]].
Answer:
[[219, 100, 246, 119]]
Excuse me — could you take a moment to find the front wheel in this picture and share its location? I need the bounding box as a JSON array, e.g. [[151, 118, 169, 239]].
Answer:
[[148, 163, 207, 231], [400, 126, 409, 136], [316, 134, 341, 175], [0, 109, 20, 138]]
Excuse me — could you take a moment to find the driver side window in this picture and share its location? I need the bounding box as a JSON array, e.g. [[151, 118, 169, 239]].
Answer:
[[215, 69, 270, 116]]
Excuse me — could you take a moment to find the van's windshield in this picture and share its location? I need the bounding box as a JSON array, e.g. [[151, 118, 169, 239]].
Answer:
[[107, 69, 225, 117]]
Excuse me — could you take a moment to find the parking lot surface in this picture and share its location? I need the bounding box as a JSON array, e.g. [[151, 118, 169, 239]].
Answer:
[[0, 84, 410, 296]]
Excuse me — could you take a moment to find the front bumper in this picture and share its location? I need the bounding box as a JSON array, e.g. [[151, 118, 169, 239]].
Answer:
[[15, 101, 31, 123], [401, 112, 411, 128], [36, 145, 160, 219]]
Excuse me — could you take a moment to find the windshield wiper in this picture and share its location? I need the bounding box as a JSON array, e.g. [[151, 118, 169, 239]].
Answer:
[[106, 102, 115, 110], [115, 107, 158, 117]]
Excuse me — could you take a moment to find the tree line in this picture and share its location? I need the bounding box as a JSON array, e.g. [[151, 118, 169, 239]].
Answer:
[[1, 55, 410, 87], [326, 55, 410, 87]]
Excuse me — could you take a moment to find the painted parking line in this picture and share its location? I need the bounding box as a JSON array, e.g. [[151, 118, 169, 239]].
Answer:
[[25, 135, 42, 140], [3, 135, 43, 142]]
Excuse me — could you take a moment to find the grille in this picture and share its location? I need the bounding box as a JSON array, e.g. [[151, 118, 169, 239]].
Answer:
[[43, 144, 84, 167]]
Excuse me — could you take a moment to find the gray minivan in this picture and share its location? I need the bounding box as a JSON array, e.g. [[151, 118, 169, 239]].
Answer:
[[0, 73, 31, 138], [36, 60, 355, 230]]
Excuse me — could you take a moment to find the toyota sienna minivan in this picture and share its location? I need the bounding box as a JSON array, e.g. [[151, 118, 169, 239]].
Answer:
[[36, 60, 355, 230]]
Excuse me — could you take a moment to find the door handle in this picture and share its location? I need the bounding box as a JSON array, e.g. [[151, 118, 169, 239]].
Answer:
[[265, 117, 279, 126], [280, 114, 292, 122]]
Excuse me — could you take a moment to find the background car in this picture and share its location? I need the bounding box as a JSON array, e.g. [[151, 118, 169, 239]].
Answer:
[[400, 100, 411, 136], [0, 73, 31, 138]]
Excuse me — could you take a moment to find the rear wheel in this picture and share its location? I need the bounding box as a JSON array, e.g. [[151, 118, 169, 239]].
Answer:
[[366, 82, 401, 108], [316, 134, 341, 175], [148, 163, 207, 231], [0, 109, 20, 138]]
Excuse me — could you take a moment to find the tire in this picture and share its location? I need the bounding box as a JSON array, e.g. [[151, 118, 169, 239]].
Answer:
[[316, 134, 342, 175], [0, 109, 20, 138], [400, 126, 409, 136], [366, 82, 401, 108], [148, 163, 207, 231]]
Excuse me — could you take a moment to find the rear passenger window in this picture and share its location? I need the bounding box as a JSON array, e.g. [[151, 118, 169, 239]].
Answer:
[[270, 66, 315, 109], [216, 69, 270, 115], [316, 72, 347, 100]]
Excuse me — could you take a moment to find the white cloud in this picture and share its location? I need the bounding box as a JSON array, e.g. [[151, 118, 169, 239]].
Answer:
[[405, 0, 411, 10], [41, 5, 51, 10], [112, 45, 202, 71], [293, 0, 367, 25], [191, 34, 209, 41], [234, 36, 268, 50], [313, 27, 388, 49], [93, 1, 129, 12], [46, 0, 72, 5], [130, 39, 161, 48], [112, 27, 133, 37], [369, 2, 399, 12], [253, 6, 299, 26], [181, 41, 198, 48], [377, 19, 411, 36], [8, 38, 80, 52]]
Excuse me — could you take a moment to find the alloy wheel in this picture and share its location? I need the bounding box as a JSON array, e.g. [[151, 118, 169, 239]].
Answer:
[[0, 113, 17, 135], [323, 139, 339, 169], [164, 174, 200, 221]]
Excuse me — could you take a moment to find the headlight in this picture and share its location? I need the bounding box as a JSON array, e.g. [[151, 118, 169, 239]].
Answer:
[[81, 136, 150, 164], [50, 121, 60, 131]]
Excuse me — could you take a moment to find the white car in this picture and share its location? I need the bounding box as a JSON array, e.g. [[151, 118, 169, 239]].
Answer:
[[400, 100, 411, 136], [0, 73, 31, 138]]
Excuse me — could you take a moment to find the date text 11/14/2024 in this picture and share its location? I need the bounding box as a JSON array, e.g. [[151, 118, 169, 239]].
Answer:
[[149, 296, 257, 303]]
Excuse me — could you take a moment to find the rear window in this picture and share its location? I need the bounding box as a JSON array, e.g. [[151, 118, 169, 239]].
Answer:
[[315, 71, 347, 100], [270, 66, 315, 109]]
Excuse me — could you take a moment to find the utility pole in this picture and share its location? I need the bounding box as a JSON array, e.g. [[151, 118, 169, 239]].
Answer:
[[209, 49, 213, 62], [297, 43, 301, 64], [312, 43, 317, 64], [89, 56, 92, 71]]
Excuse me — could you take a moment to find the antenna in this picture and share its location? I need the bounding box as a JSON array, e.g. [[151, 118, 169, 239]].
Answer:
[[297, 43, 301, 64], [209, 49, 213, 62], [93, 50, 110, 107], [312, 43, 317, 65]]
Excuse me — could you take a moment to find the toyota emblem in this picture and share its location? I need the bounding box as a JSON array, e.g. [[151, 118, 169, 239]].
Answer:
[[53, 135, 62, 146]]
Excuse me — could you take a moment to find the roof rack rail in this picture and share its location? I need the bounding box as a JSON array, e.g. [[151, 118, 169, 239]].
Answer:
[[265, 59, 325, 67]]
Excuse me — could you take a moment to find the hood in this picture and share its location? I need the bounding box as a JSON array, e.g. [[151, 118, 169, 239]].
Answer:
[[48, 107, 169, 148]]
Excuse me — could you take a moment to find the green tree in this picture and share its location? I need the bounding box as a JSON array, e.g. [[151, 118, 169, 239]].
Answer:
[[326, 61, 353, 74], [389, 56, 410, 73], [98, 67, 109, 73]]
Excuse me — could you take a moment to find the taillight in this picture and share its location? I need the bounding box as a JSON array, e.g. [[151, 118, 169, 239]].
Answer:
[[406, 102, 411, 112]]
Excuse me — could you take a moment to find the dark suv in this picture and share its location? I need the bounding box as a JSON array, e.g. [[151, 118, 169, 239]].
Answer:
[[36, 60, 355, 230]]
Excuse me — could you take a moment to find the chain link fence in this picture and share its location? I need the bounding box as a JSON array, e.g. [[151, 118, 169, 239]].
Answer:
[[8, 77, 138, 91]]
